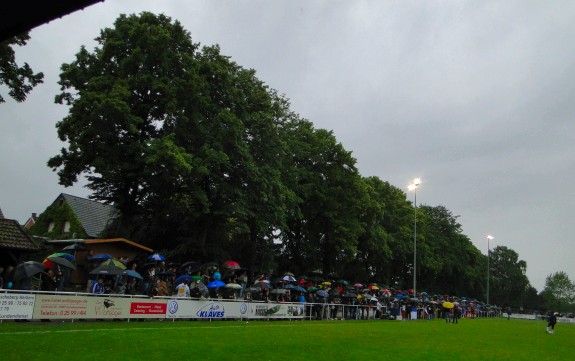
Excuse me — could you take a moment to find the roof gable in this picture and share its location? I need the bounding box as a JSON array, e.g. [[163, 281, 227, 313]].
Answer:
[[0, 218, 40, 251], [59, 194, 118, 238]]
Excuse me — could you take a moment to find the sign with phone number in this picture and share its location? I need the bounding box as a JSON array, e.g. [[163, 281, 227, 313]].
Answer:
[[0, 294, 35, 320]]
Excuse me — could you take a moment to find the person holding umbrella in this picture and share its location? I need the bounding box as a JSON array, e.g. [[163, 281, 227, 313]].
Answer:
[[41, 269, 58, 292]]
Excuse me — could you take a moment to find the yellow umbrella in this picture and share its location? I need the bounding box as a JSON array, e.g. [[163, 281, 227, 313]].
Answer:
[[100, 258, 127, 270], [442, 301, 454, 309], [322, 281, 332, 286]]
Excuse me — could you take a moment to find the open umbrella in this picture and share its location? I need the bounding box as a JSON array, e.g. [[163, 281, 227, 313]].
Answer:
[[175, 275, 193, 284], [122, 269, 143, 280], [200, 261, 219, 271], [88, 253, 113, 262], [316, 289, 329, 298], [223, 260, 240, 269], [180, 261, 200, 272], [253, 281, 271, 289], [63, 243, 86, 251], [100, 259, 127, 269], [282, 275, 297, 282], [90, 264, 125, 276], [207, 280, 226, 289], [148, 253, 166, 261], [353, 283, 363, 288], [47, 252, 75, 262], [270, 288, 287, 294], [43, 256, 76, 270], [292, 286, 307, 293], [226, 282, 242, 289], [442, 301, 455, 309], [14, 261, 46, 281]]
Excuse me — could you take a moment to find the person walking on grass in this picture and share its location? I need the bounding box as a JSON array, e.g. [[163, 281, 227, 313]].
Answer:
[[546, 312, 558, 334]]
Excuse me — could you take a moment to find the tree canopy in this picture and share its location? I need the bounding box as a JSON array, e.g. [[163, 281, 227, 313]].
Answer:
[[541, 271, 575, 311], [0, 33, 44, 104]]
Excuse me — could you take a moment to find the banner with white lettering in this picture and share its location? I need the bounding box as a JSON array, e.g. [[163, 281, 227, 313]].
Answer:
[[0, 293, 35, 320]]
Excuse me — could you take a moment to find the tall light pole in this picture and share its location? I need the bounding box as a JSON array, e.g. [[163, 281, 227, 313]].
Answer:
[[486, 234, 494, 305], [408, 178, 421, 297]]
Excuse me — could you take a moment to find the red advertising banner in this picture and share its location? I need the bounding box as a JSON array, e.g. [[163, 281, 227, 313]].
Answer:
[[130, 302, 167, 315]]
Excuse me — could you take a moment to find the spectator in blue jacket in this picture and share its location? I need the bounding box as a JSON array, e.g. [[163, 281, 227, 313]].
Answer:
[[91, 277, 106, 294]]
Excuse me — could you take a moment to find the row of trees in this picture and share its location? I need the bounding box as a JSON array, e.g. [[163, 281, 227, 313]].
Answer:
[[3, 12, 572, 311]]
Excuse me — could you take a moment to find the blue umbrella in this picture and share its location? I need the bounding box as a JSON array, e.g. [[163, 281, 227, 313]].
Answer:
[[88, 253, 113, 262], [122, 269, 143, 280], [207, 280, 226, 289], [316, 289, 329, 298], [292, 286, 307, 293], [175, 275, 193, 284], [148, 253, 166, 261]]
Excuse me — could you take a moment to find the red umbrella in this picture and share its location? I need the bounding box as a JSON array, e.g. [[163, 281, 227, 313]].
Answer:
[[224, 260, 240, 269], [353, 283, 363, 288]]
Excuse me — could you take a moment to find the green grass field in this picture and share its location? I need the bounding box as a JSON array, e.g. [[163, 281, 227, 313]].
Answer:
[[0, 318, 571, 360]]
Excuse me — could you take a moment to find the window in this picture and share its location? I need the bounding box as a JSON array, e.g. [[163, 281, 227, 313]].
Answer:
[[63, 221, 71, 233], [48, 222, 55, 232]]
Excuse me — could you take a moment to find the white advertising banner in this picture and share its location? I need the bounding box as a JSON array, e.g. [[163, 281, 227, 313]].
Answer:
[[165, 299, 306, 319], [33, 295, 168, 319], [0, 293, 35, 320], [249, 303, 306, 319], [166, 299, 248, 319]]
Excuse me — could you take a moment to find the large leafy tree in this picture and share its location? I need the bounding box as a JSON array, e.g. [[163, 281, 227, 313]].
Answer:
[[541, 271, 575, 312], [276, 119, 366, 276], [351, 177, 412, 287], [0, 33, 44, 104], [48, 12, 292, 268], [489, 246, 529, 307], [415, 205, 485, 298], [49, 12, 198, 217]]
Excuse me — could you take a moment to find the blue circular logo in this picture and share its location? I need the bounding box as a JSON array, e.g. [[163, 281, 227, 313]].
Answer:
[[168, 301, 179, 314], [240, 303, 248, 314]]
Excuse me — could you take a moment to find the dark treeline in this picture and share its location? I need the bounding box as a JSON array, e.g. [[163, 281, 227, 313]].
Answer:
[[43, 12, 533, 307]]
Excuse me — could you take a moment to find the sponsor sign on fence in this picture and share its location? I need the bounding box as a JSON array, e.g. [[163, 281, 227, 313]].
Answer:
[[166, 299, 247, 319], [33, 295, 168, 319], [0, 292, 307, 321], [0, 293, 35, 320]]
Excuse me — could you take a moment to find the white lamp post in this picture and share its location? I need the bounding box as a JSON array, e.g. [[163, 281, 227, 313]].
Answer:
[[408, 178, 422, 297], [486, 234, 494, 305]]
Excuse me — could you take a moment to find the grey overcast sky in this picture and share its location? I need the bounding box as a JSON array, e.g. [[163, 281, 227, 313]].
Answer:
[[1, 0, 574, 291]]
